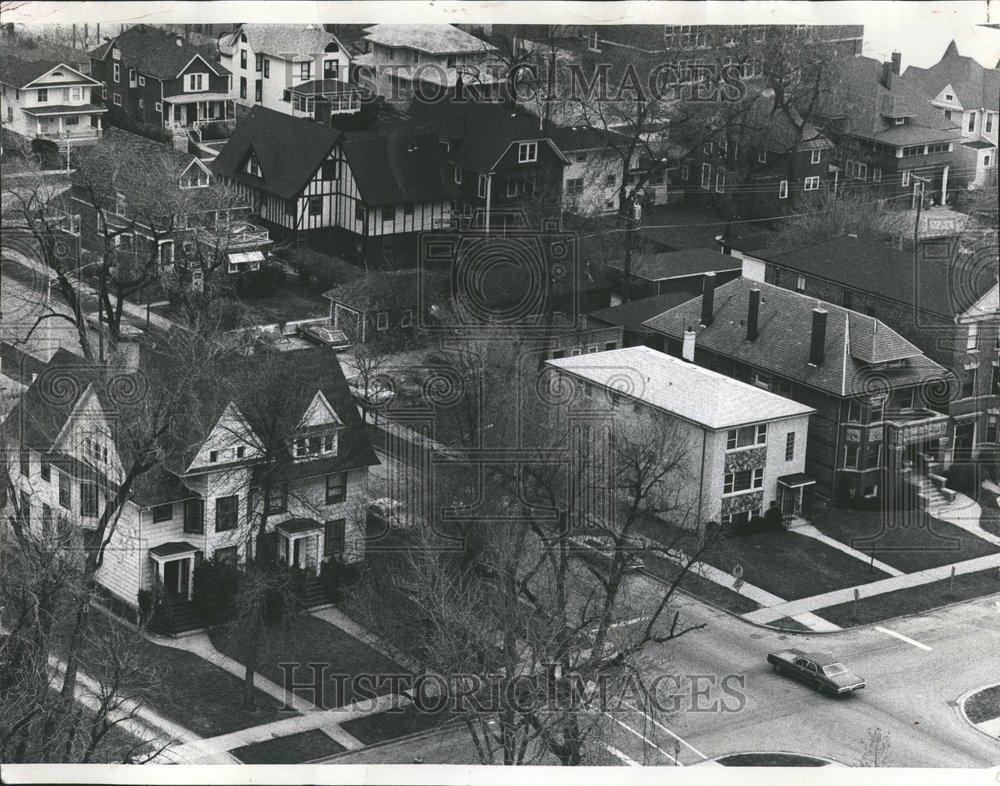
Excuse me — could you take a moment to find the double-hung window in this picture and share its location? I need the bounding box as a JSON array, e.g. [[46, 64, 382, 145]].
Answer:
[[517, 141, 538, 163], [325, 473, 347, 505]]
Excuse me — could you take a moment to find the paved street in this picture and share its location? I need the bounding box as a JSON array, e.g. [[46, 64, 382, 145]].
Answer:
[[329, 579, 1000, 767]]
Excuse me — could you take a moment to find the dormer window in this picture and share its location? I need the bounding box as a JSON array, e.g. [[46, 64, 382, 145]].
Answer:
[[293, 430, 337, 459], [209, 450, 218, 462], [517, 142, 538, 163], [245, 152, 261, 177], [893, 117, 905, 125], [180, 163, 210, 189]]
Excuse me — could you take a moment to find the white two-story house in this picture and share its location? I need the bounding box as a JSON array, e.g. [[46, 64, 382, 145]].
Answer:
[[547, 346, 815, 528], [0, 57, 107, 147], [218, 23, 360, 119], [904, 40, 999, 188], [4, 344, 379, 630]]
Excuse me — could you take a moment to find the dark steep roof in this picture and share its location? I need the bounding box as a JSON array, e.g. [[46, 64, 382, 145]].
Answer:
[[643, 278, 947, 397], [758, 235, 996, 317], [904, 41, 1000, 112], [341, 130, 459, 206], [589, 291, 698, 334], [89, 24, 227, 80], [211, 106, 340, 200], [609, 248, 741, 282], [0, 57, 68, 88]]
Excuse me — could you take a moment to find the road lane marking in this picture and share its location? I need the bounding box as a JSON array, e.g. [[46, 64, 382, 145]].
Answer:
[[875, 626, 932, 651], [603, 713, 680, 764], [605, 745, 640, 766], [616, 699, 709, 760]]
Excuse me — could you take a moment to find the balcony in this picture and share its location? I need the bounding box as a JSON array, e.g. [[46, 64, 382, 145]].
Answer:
[[884, 408, 950, 447], [195, 219, 271, 252]]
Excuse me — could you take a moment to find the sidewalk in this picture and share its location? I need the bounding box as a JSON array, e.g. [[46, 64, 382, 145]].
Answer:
[[790, 522, 905, 577], [4, 246, 178, 332], [932, 490, 1000, 548], [743, 551, 1000, 625]]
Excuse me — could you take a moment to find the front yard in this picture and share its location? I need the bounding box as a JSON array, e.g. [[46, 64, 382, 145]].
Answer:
[[341, 703, 458, 746], [231, 729, 345, 764], [811, 506, 1000, 574], [209, 615, 406, 709]]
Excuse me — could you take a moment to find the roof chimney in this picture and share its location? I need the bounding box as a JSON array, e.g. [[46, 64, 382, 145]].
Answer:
[[700, 272, 716, 327], [880, 60, 892, 89], [809, 308, 828, 366], [747, 288, 761, 341], [682, 326, 696, 362], [890, 51, 901, 75]]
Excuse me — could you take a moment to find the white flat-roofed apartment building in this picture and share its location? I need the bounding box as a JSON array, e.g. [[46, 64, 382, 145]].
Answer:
[[547, 345, 816, 528]]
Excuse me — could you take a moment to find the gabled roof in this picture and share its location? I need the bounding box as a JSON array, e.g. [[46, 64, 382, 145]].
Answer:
[[904, 40, 1000, 111], [547, 346, 815, 431], [415, 101, 568, 172], [642, 278, 946, 397], [341, 130, 459, 205], [758, 235, 996, 317], [362, 24, 496, 55], [819, 55, 960, 146], [609, 248, 741, 282], [589, 291, 699, 335], [211, 106, 340, 200], [0, 57, 98, 88], [547, 123, 628, 153], [89, 24, 228, 80], [220, 23, 346, 61]]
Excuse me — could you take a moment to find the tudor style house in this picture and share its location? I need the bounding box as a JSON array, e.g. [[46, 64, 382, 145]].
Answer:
[[643, 277, 950, 506], [739, 235, 1000, 463], [4, 344, 379, 629], [0, 57, 107, 147], [904, 41, 999, 188], [356, 23, 500, 100], [89, 24, 233, 132], [212, 106, 457, 267], [548, 346, 815, 528], [59, 126, 271, 279], [217, 23, 361, 119], [815, 54, 962, 206]]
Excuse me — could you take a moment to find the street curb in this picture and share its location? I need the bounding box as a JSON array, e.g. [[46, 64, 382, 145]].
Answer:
[[957, 683, 1000, 742], [698, 751, 846, 767], [654, 568, 1000, 638], [309, 716, 467, 764]]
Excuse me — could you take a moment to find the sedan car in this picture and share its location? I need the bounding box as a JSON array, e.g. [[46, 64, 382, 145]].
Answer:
[[296, 324, 351, 350], [767, 649, 866, 695]]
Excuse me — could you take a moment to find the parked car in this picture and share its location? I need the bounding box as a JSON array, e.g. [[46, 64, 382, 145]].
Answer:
[[767, 649, 866, 695], [296, 323, 351, 350], [566, 534, 646, 571], [347, 374, 396, 406]]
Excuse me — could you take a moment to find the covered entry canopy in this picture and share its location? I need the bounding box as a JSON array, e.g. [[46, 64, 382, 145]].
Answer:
[[148, 541, 198, 560], [777, 473, 816, 489], [276, 517, 322, 536]]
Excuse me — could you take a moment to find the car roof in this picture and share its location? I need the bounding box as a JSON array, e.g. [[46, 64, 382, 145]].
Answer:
[[800, 651, 838, 665]]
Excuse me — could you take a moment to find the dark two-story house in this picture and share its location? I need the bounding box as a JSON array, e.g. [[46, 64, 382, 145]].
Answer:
[[740, 234, 1000, 461], [643, 276, 949, 506], [89, 24, 233, 133]]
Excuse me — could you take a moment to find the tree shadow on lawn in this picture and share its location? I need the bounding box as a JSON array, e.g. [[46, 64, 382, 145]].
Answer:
[[810, 506, 1000, 574], [84, 613, 287, 739], [209, 614, 407, 711]]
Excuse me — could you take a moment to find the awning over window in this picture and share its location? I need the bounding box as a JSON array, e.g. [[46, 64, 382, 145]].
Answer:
[[777, 473, 816, 489], [228, 250, 265, 266], [149, 541, 198, 560], [277, 517, 322, 536]]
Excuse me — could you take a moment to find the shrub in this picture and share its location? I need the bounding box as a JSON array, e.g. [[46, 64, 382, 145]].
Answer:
[[233, 260, 285, 297], [192, 558, 242, 625], [946, 462, 978, 497], [320, 557, 362, 602], [285, 247, 363, 291], [137, 586, 177, 634]]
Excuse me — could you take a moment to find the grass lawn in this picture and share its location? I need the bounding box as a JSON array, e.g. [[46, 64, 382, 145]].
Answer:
[[965, 684, 1000, 724], [341, 703, 458, 746], [210, 615, 406, 709], [640, 553, 760, 614], [85, 614, 288, 739], [767, 616, 814, 632], [239, 278, 329, 325], [810, 567, 1000, 627], [231, 729, 344, 764], [718, 753, 829, 766], [811, 505, 1000, 573], [701, 529, 894, 601], [977, 492, 1000, 538]]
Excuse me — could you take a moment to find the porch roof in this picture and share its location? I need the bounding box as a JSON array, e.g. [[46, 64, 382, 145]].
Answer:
[[149, 541, 199, 560], [777, 473, 816, 488], [164, 92, 232, 105], [276, 517, 322, 536], [23, 105, 109, 116]]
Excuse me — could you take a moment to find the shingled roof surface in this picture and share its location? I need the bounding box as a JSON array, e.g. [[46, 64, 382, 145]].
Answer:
[[363, 24, 496, 54], [610, 248, 742, 282], [548, 346, 815, 430], [758, 235, 996, 316], [819, 55, 960, 146], [89, 24, 227, 80], [221, 24, 343, 60], [589, 291, 699, 334], [211, 106, 340, 200], [904, 40, 1000, 113], [341, 130, 459, 205], [642, 278, 947, 397], [0, 57, 69, 88]]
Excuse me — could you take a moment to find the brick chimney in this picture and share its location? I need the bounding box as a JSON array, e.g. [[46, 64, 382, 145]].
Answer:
[[809, 309, 828, 366], [890, 51, 901, 75], [682, 326, 696, 362], [880, 60, 893, 89], [747, 288, 761, 341], [700, 272, 716, 327]]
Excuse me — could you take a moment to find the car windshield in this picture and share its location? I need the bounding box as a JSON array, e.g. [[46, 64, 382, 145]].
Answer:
[[822, 664, 848, 676]]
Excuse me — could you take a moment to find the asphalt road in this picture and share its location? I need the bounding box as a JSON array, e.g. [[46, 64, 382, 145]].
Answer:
[[330, 572, 1000, 767]]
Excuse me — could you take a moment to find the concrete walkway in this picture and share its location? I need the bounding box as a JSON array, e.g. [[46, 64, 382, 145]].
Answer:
[[791, 522, 905, 577], [311, 606, 421, 672], [744, 551, 1000, 625], [932, 490, 1000, 548]]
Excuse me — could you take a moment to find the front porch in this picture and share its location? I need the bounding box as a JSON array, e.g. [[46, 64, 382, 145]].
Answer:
[[777, 473, 816, 527], [276, 518, 325, 576], [24, 106, 107, 144], [164, 94, 234, 129], [149, 541, 199, 601]]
